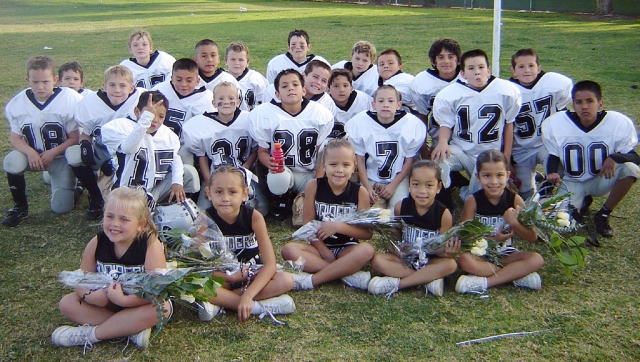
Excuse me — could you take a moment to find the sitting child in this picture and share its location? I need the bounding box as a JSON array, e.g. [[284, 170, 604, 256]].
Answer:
[[224, 42, 269, 111], [332, 40, 379, 97], [119, 30, 175, 89], [266, 29, 330, 84]]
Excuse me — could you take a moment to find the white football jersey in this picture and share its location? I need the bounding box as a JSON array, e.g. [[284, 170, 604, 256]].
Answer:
[[542, 110, 638, 182], [332, 60, 379, 97], [197, 68, 240, 92], [78, 88, 93, 96], [266, 53, 330, 84], [346, 110, 426, 183], [235, 68, 268, 111], [433, 77, 521, 157], [382, 72, 415, 110], [183, 109, 256, 170], [410, 69, 462, 140], [510, 71, 573, 163], [75, 88, 144, 144], [120, 50, 175, 89], [5, 87, 81, 152], [151, 80, 215, 141], [249, 99, 333, 173], [101, 112, 183, 190], [333, 90, 372, 135], [263, 84, 337, 117]]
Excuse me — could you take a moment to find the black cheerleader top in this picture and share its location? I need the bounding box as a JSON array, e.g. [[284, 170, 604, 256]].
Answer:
[[473, 188, 516, 248], [399, 197, 447, 243], [206, 204, 259, 264], [95, 231, 147, 278], [314, 177, 360, 247]]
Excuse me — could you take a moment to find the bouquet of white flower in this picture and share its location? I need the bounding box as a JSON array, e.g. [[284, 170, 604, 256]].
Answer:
[[59, 268, 223, 331], [389, 219, 500, 269], [291, 208, 400, 242]]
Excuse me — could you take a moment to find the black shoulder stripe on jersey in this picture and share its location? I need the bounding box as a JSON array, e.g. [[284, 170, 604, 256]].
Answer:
[[336, 90, 358, 112], [26, 87, 63, 110], [130, 50, 160, 69], [285, 52, 315, 67], [427, 67, 460, 82], [366, 110, 407, 129], [508, 71, 545, 89], [235, 67, 250, 81], [567, 110, 607, 133]]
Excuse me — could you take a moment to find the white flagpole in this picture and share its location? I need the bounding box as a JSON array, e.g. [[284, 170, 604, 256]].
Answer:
[[492, 0, 502, 77]]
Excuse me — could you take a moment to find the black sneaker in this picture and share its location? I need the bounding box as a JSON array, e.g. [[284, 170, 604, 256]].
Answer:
[[594, 211, 614, 238], [86, 195, 104, 221], [579, 195, 593, 218], [2, 206, 28, 227], [270, 194, 290, 221]]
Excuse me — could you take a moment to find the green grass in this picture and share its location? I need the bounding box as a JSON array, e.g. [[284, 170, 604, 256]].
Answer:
[[1, 1, 639, 360]]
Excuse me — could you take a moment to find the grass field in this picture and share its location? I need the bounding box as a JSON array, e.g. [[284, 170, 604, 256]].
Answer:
[[0, 1, 639, 361]]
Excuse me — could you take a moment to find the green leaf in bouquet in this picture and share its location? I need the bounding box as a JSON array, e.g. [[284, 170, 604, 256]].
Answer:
[[557, 251, 577, 266], [567, 235, 586, 246], [549, 234, 563, 248]]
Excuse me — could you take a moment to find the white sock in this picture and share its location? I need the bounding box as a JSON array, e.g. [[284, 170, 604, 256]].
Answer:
[[304, 274, 314, 290], [251, 301, 262, 315], [89, 326, 100, 343]]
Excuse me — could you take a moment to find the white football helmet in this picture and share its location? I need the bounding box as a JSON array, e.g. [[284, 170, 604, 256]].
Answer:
[[154, 199, 201, 244]]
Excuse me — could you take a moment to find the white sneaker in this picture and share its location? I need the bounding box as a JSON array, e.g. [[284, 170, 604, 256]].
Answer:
[[292, 272, 314, 291], [128, 327, 151, 349], [51, 324, 95, 353], [513, 272, 542, 290], [255, 294, 296, 315], [426, 278, 444, 297], [198, 301, 224, 322], [438, 162, 451, 188], [341, 271, 371, 290], [367, 276, 400, 295], [455, 275, 488, 294]]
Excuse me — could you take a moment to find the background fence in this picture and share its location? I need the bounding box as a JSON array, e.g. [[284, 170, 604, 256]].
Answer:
[[332, 1, 640, 16]]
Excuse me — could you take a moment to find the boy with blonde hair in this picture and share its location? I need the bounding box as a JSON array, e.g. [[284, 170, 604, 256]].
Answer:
[[120, 30, 175, 89], [332, 40, 379, 97], [66, 65, 144, 219], [266, 29, 330, 84], [224, 42, 268, 111], [3, 56, 82, 226]]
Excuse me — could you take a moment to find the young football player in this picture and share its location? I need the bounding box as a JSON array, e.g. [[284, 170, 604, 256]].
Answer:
[[332, 40, 379, 97], [265, 29, 330, 84], [249, 69, 333, 220], [2, 56, 82, 227], [431, 49, 521, 201], [101, 91, 200, 203], [66, 65, 143, 220], [377, 49, 415, 111], [509, 48, 573, 199], [263, 60, 337, 117], [151, 58, 215, 166], [182, 82, 267, 215], [410, 38, 462, 150], [224, 42, 269, 111], [119, 30, 176, 89], [58, 62, 91, 95], [194, 39, 239, 92], [346, 85, 426, 209], [542, 80, 640, 238], [327, 69, 372, 137]]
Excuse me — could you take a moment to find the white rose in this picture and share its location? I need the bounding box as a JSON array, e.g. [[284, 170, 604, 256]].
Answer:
[[470, 247, 486, 256], [557, 219, 570, 227], [166, 260, 178, 270], [475, 239, 488, 249], [198, 244, 216, 259], [557, 212, 570, 220], [180, 293, 196, 303]]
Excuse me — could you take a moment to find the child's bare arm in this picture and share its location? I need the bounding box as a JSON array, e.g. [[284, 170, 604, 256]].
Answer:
[[356, 154, 376, 204], [503, 196, 537, 243]]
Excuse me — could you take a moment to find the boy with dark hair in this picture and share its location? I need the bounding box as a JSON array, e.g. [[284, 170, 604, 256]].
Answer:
[[224, 42, 268, 111], [101, 91, 200, 203], [3, 56, 82, 226], [431, 49, 521, 201], [152, 58, 215, 165], [249, 69, 333, 220], [120, 30, 176, 89], [327, 69, 372, 137], [266, 29, 330, 84], [194, 39, 239, 92], [377, 49, 415, 111], [509, 48, 573, 199], [332, 40, 379, 97], [58, 61, 91, 95], [542, 80, 639, 238], [66, 65, 144, 220]]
